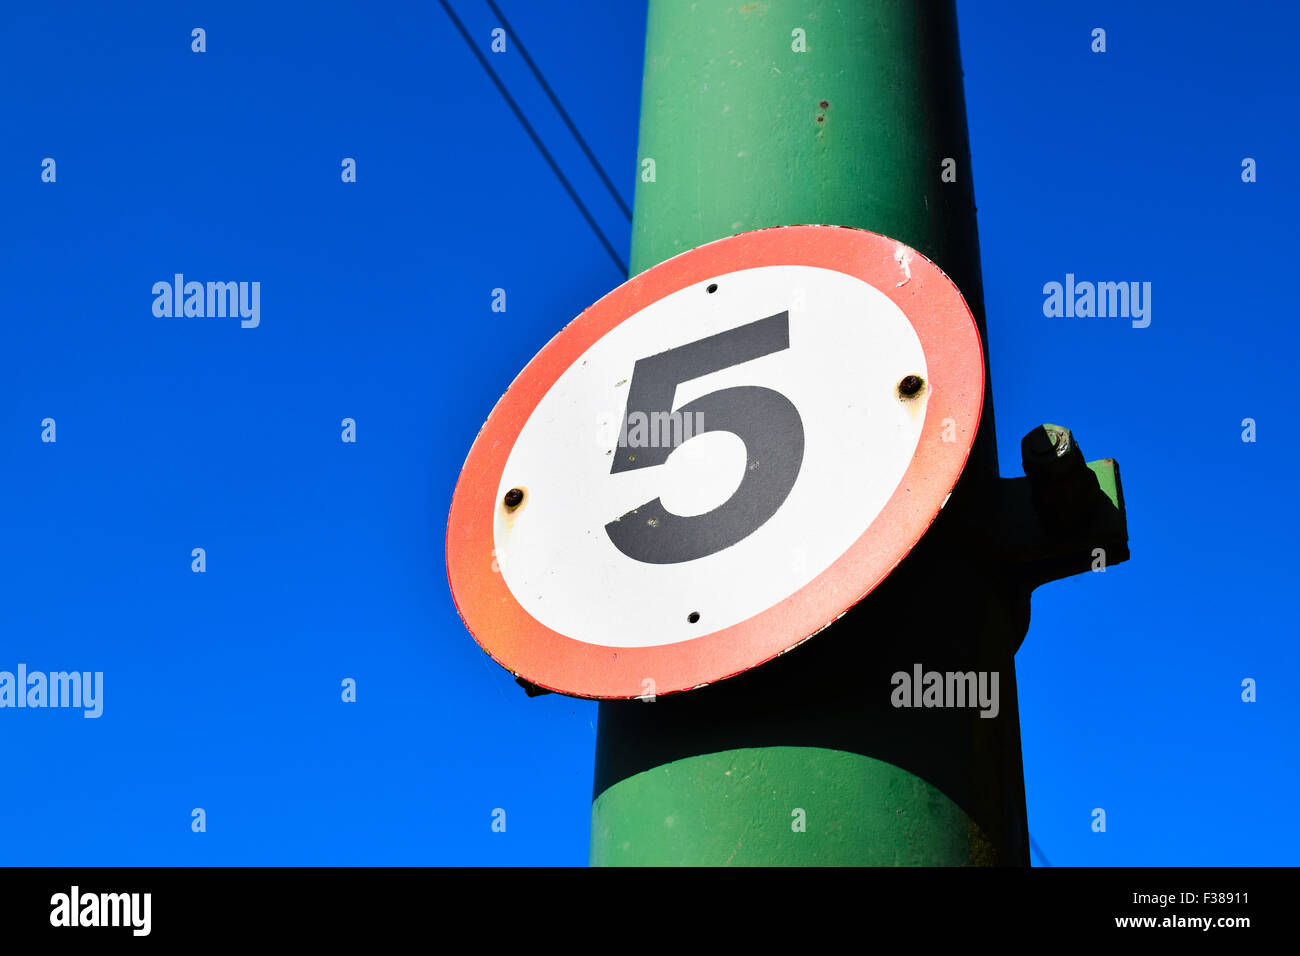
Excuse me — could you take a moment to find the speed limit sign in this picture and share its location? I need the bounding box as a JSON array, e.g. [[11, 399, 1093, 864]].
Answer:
[[446, 225, 983, 699]]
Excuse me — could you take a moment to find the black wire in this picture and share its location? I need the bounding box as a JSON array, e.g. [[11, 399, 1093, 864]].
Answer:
[[1029, 832, 1053, 867], [439, 0, 628, 276], [484, 0, 634, 222]]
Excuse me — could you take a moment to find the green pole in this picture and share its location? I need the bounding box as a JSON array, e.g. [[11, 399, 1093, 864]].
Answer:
[[589, 0, 1127, 866]]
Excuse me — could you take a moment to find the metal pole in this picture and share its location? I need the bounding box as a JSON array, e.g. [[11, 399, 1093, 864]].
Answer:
[[590, 0, 1127, 866]]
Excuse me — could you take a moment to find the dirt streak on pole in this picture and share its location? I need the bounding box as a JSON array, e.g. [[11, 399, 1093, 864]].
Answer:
[[590, 0, 1111, 866]]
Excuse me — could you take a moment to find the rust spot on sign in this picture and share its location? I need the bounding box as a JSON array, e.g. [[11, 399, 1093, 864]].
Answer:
[[500, 485, 528, 533]]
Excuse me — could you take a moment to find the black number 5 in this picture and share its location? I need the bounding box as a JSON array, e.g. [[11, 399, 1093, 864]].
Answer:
[[605, 310, 804, 564]]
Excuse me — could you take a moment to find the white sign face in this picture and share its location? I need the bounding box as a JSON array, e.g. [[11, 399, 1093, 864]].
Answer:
[[446, 225, 983, 699], [497, 265, 926, 648]]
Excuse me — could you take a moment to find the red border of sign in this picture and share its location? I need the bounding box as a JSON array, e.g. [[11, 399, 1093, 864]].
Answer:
[[446, 225, 984, 699]]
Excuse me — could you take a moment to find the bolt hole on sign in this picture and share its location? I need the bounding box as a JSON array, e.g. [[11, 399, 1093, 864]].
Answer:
[[446, 226, 983, 699]]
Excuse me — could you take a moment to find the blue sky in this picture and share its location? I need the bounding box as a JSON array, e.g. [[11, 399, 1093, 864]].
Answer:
[[1, 0, 1295, 865]]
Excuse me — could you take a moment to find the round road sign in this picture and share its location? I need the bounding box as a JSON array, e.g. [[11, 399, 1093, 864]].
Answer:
[[446, 225, 983, 699]]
